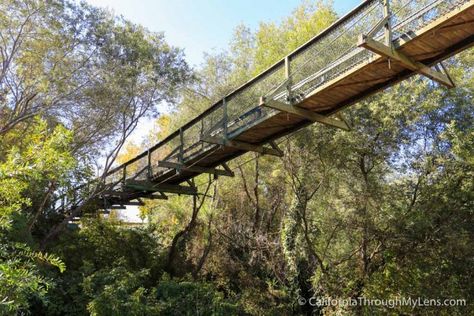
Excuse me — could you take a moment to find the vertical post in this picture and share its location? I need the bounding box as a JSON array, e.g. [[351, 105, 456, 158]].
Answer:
[[179, 127, 184, 163], [122, 165, 127, 184], [147, 150, 152, 178], [285, 56, 292, 103], [200, 119, 204, 139], [383, 0, 392, 47], [223, 97, 228, 140], [200, 119, 204, 148]]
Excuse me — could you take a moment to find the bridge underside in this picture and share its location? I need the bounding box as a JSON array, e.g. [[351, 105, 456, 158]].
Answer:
[[60, 1, 474, 213]]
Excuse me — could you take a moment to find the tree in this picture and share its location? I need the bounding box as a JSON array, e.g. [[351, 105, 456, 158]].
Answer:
[[0, 0, 193, 246], [0, 118, 68, 314]]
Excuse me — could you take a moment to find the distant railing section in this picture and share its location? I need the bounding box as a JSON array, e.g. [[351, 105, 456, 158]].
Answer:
[[53, 0, 468, 212]]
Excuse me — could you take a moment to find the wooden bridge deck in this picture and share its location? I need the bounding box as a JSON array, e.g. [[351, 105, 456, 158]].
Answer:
[[58, 0, 474, 212]]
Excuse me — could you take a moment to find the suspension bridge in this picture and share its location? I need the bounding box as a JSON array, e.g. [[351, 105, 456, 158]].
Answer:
[[57, 0, 474, 215]]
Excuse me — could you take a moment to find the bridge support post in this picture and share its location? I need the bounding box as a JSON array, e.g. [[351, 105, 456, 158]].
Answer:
[[147, 150, 152, 178], [223, 97, 228, 140], [285, 56, 293, 103], [383, 0, 392, 47], [122, 165, 127, 184], [177, 127, 184, 175], [200, 119, 205, 149]]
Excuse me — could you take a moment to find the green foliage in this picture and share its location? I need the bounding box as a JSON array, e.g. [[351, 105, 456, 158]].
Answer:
[[82, 269, 243, 316], [40, 220, 162, 315], [0, 241, 65, 315], [0, 117, 70, 314], [254, 0, 337, 72], [39, 220, 243, 315], [83, 267, 160, 316], [0, 0, 190, 157], [0, 118, 75, 229], [154, 276, 243, 316]]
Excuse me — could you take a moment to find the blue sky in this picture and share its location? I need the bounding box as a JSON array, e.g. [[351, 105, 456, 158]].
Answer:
[[85, 0, 362, 67]]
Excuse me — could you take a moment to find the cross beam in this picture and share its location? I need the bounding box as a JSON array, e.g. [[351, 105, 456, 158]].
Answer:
[[107, 205, 126, 209], [358, 36, 454, 88], [260, 98, 350, 131], [147, 192, 168, 200], [122, 200, 145, 206], [125, 180, 197, 195], [100, 190, 167, 200], [202, 137, 284, 157], [158, 161, 234, 177]]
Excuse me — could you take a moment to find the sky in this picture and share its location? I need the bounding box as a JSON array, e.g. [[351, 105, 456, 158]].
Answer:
[[85, 0, 362, 68], [84, 0, 362, 222]]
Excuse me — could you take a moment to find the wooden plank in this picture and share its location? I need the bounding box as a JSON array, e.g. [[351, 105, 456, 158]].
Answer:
[[260, 98, 350, 131], [304, 54, 379, 101], [358, 36, 454, 88], [158, 160, 234, 177]]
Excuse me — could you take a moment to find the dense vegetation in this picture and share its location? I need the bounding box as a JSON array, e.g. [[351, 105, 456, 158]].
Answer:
[[0, 0, 472, 315]]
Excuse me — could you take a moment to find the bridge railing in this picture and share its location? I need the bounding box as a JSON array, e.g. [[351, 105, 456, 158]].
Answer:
[[275, 0, 383, 102], [56, 0, 468, 212], [283, 0, 468, 102]]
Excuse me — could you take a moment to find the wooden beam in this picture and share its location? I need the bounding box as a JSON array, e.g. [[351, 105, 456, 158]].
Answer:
[[202, 137, 284, 157], [158, 161, 234, 177], [125, 180, 197, 195], [127, 166, 148, 181], [222, 162, 232, 175], [100, 190, 169, 202], [366, 15, 389, 39], [108, 205, 126, 209], [269, 141, 284, 156], [358, 36, 454, 88], [147, 193, 168, 200], [123, 200, 145, 206], [100, 190, 130, 199], [260, 98, 350, 131], [438, 19, 474, 33]]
